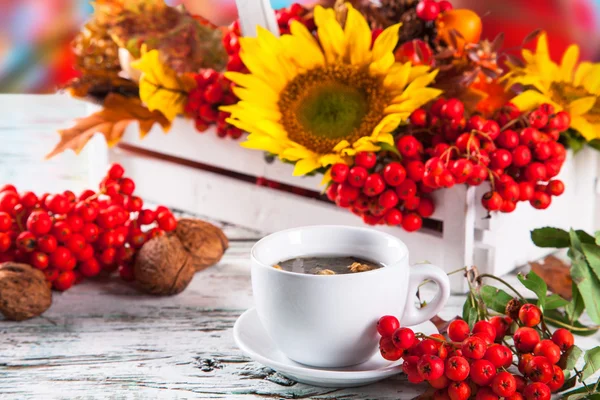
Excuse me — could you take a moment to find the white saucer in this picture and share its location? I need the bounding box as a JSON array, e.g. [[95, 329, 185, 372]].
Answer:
[[233, 308, 439, 388]]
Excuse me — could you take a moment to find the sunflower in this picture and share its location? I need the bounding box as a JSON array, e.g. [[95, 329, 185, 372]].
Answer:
[[505, 32, 600, 141], [221, 5, 442, 176]]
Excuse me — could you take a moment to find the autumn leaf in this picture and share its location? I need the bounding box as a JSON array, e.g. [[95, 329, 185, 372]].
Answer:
[[131, 48, 195, 121], [46, 93, 170, 159], [530, 255, 573, 300]]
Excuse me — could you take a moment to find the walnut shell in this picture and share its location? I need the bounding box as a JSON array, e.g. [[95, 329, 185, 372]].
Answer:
[[174, 219, 228, 271], [0, 262, 52, 321], [134, 235, 194, 296]]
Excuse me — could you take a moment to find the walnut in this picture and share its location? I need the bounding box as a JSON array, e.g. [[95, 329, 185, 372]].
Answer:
[[348, 262, 377, 273], [134, 235, 194, 295], [316, 269, 336, 275], [0, 262, 52, 321], [174, 219, 228, 271]]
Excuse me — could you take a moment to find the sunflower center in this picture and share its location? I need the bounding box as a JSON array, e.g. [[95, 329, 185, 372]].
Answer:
[[278, 64, 391, 154], [550, 82, 600, 123]]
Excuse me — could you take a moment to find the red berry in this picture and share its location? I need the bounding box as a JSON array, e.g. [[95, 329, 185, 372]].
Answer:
[[448, 381, 471, 400], [547, 180, 564, 196], [529, 110, 548, 129], [376, 315, 400, 337], [20, 191, 38, 209], [519, 304, 542, 327], [533, 340, 561, 365], [448, 319, 470, 342], [523, 382, 551, 400], [75, 202, 99, 222], [50, 246, 73, 270], [384, 208, 403, 226], [482, 191, 503, 211], [348, 166, 368, 188], [445, 356, 470, 381], [119, 178, 135, 195], [416, 0, 441, 21], [489, 316, 510, 341], [37, 235, 58, 253], [417, 197, 435, 217], [534, 142, 552, 161], [410, 108, 428, 126], [383, 162, 406, 186], [81, 223, 99, 243], [461, 336, 486, 359], [138, 209, 157, 225], [124, 195, 143, 212], [79, 258, 101, 277], [547, 365, 564, 392], [0, 191, 19, 213], [429, 374, 450, 390], [338, 183, 359, 204], [402, 213, 422, 232], [456, 133, 480, 153], [392, 327, 415, 349], [442, 99, 465, 119], [355, 152, 377, 169], [470, 359, 497, 386], [450, 159, 474, 182], [16, 231, 36, 253], [26, 210, 52, 236], [485, 344, 512, 368], [0, 211, 11, 232], [491, 371, 517, 397], [519, 182, 535, 201], [363, 174, 386, 197], [331, 164, 349, 183], [157, 212, 177, 232], [107, 163, 125, 180], [438, 0, 452, 11], [498, 130, 520, 149], [54, 271, 76, 291], [417, 355, 445, 380], [526, 356, 553, 383], [397, 135, 420, 158], [204, 83, 224, 103], [396, 179, 417, 200], [551, 328, 574, 351], [406, 161, 425, 181], [467, 164, 488, 186], [379, 336, 403, 361], [514, 327, 540, 352], [530, 191, 551, 210], [512, 145, 532, 167], [118, 264, 135, 281], [473, 320, 497, 344], [379, 190, 399, 209], [66, 234, 86, 254], [0, 232, 11, 252], [476, 386, 500, 400], [417, 338, 439, 356], [66, 215, 84, 233], [520, 128, 542, 147], [30, 251, 49, 270], [76, 244, 94, 261]]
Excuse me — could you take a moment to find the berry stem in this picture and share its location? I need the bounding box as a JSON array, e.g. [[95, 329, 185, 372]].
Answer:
[[542, 316, 600, 332], [478, 273, 526, 301], [416, 333, 461, 347]]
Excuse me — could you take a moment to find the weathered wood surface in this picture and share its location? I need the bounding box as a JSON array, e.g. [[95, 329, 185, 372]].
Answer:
[[1, 94, 599, 399]]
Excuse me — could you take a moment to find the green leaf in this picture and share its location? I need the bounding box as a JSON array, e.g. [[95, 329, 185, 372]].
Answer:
[[545, 293, 569, 310], [462, 293, 478, 329], [565, 131, 586, 153], [578, 230, 596, 245], [570, 229, 586, 256], [595, 231, 600, 246], [559, 345, 583, 371], [531, 227, 570, 248], [571, 259, 600, 325], [518, 271, 548, 309], [481, 285, 513, 313], [588, 139, 600, 152], [377, 142, 401, 156], [582, 243, 600, 281], [561, 374, 578, 392], [581, 346, 600, 380], [566, 283, 586, 324]]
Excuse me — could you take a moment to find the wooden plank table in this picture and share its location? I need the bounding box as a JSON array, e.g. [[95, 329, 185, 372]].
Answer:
[[0, 95, 599, 399]]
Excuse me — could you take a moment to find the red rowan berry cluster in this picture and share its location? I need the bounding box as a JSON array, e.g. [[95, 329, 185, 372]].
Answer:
[[0, 163, 177, 291], [415, 0, 453, 21], [377, 303, 575, 400], [185, 69, 243, 139], [326, 98, 569, 232]]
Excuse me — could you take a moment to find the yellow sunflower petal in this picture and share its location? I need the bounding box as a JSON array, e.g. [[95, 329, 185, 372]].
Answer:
[[314, 6, 345, 63], [383, 62, 412, 90], [332, 140, 351, 152], [256, 120, 288, 139], [584, 65, 600, 94], [372, 23, 401, 64], [293, 157, 321, 176], [320, 168, 333, 186], [225, 72, 280, 99], [318, 154, 346, 166], [375, 132, 395, 146], [571, 116, 600, 141], [559, 44, 579, 82], [344, 4, 371, 66], [511, 90, 560, 111], [241, 135, 286, 154], [369, 53, 396, 75], [574, 62, 594, 87], [287, 22, 326, 69], [372, 113, 403, 136], [351, 137, 381, 152], [280, 147, 315, 161], [568, 96, 597, 116]]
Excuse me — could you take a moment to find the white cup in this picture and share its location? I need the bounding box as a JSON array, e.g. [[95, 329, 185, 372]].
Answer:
[[250, 225, 451, 368]]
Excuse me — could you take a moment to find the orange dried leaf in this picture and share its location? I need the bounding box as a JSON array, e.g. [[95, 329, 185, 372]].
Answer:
[[46, 93, 170, 159], [530, 255, 573, 300]]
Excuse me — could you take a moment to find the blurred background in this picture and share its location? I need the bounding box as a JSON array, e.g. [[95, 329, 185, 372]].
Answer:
[[0, 0, 599, 94]]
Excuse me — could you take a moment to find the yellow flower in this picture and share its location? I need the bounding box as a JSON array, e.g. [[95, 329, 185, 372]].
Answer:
[[222, 5, 442, 176], [506, 32, 600, 141]]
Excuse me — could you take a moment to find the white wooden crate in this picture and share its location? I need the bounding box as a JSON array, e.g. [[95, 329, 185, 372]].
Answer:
[[107, 119, 598, 292]]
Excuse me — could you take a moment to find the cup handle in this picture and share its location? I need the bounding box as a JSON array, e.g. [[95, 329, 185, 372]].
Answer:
[[401, 263, 451, 327]]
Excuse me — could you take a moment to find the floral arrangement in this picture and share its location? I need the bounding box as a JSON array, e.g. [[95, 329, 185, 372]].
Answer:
[[53, 0, 600, 233]]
